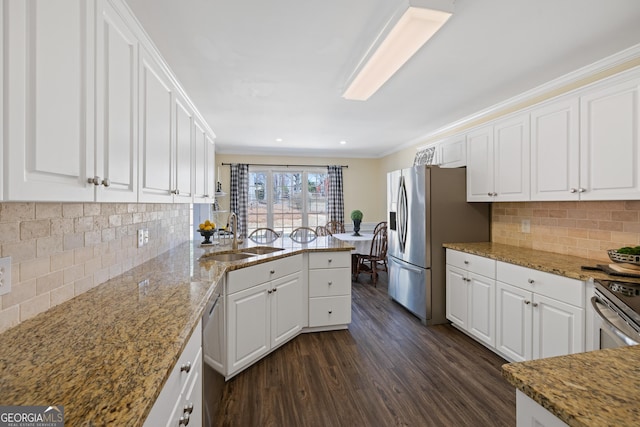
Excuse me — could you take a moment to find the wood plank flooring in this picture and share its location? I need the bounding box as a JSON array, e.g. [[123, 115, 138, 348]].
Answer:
[[213, 273, 516, 426]]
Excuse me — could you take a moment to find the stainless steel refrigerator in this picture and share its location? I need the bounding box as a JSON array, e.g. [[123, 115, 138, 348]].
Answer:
[[387, 166, 490, 325]]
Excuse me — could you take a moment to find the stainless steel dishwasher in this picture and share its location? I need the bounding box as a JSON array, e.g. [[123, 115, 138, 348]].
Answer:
[[202, 279, 225, 426]]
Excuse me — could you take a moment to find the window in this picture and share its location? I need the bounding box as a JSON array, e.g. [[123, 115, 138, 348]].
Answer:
[[247, 167, 328, 235]]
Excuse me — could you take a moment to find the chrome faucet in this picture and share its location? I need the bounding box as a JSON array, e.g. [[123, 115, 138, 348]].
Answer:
[[228, 212, 238, 250]]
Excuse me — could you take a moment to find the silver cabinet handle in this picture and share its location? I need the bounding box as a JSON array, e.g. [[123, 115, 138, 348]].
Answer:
[[328, 281, 333, 286], [328, 259, 332, 263], [528, 279, 534, 284], [184, 403, 194, 414], [180, 362, 191, 373], [328, 310, 332, 314], [101, 178, 111, 187], [267, 289, 273, 294], [179, 414, 190, 426], [87, 176, 101, 186], [578, 187, 586, 193], [171, 189, 180, 195], [532, 302, 539, 307], [272, 288, 277, 293], [270, 270, 275, 274], [570, 188, 577, 193], [487, 192, 493, 196], [524, 300, 531, 305], [203, 194, 209, 198], [464, 260, 469, 265]]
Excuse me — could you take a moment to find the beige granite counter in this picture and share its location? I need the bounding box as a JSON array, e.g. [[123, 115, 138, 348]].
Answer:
[[0, 236, 352, 426], [502, 346, 640, 426], [443, 241, 640, 284]]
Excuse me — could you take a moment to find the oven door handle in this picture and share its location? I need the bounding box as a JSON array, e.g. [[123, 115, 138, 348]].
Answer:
[[591, 296, 640, 346]]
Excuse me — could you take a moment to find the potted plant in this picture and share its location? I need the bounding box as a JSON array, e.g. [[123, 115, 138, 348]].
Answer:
[[350, 210, 363, 236]]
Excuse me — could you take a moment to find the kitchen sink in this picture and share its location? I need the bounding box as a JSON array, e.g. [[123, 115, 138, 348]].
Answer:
[[241, 246, 285, 255], [204, 252, 255, 262]]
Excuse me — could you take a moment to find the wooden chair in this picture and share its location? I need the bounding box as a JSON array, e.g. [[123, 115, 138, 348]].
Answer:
[[354, 226, 388, 286], [290, 227, 317, 243], [372, 221, 388, 272], [326, 220, 345, 234], [248, 228, 280, 243], [315, 225, 332, 236], [373, 221, 387, 235]]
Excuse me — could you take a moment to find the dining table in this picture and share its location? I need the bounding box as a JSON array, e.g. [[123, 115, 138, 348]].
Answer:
[[332, 232, 374, 277]]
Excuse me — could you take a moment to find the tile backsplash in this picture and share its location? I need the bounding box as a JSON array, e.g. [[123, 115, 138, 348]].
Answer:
[[492, 201, 640, 261], [0, 202, 190, 333]]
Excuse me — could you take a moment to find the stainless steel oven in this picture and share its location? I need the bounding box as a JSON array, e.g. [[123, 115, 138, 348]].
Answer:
[[593, 279, 640, 349]]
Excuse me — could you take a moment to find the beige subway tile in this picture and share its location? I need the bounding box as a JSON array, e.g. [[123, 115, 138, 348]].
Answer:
[[84, 203, 101, 216], [610, 232, 640, 246], [50, 218, 75, 236], [586, 210, 611, 220], [115, 204, 128, 214], [101, 252, 117, 268], [587, 201, 625, 210], [62, 203, 83, 218], [0, 203, 35, 222], [93, 215, 109, 230], [504, 208, 518, 216], [598, 221, 623, 232], [50, 283, 74, 307], [532, 209, 548, 217], [36, 203, 62, 219], [84, 230, 102, 246], [556, 219, 577, 228], [588, 249, 610, 262], [575, 219, 599, 229], [557, 236, 578, 246], [576, 238, 601, 250], [127, 203, 138, 213], [588, 229, 612, 241], [133, 213, 144, 223], [93, 268, 110, 286], [548, 210, 568, 218], [20, 293, 50, 322], [624, 201, 640, 210], [101, 204, 117, 215], [568, 228, 590, 238], [121, 213, 133, 225], [493, 207, 506, 216], [2, 279, 36, 309], [19, 219, 50, 240], [612, 210, 639, 222], [20, 257, 51, 282], [108, 214, 122, 227], [51, 250, 74, 271], [0, 223, 20, 244], [63, 233, 84, 251], [36, 270, 63, 294], [63, 264, 84, 285], [74, 216, 94, 232], [74, 275, 95, 294], [623, 222, 640, 233], [74, 247, 94, 264], [570, 247, 590, 259], [567, 209, 587, 219], [108, 263, 123, 280], [36, 235, 63, 257], [101, 228, 116, 242], [0, 305, 20, 333], [539, 218, 558, 226], [84, 257, 102, 276]]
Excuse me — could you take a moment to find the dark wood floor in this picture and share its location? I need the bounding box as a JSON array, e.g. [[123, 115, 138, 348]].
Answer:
[[214, 272, 516, 426]]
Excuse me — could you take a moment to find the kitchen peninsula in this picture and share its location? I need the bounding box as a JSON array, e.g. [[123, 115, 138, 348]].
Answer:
[[0, 236, 353, 426]]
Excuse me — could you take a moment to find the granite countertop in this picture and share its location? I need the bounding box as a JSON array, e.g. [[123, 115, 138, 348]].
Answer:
[[502, 346, 640, 426], [443, 242, 640, 426], [0, 236, 352, 426], [442, 241, 640, 284]]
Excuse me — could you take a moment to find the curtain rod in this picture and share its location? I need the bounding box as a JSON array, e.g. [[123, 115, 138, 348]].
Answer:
[[221, 162, 348, 168]]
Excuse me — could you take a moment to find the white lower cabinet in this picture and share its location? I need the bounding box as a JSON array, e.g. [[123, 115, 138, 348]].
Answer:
[[144, 320, 202, 427], [446, 250, 496, 347], [496, 261, 584, 362], [446, 250, 586, 363], [226, 255, 303, 377], [308, 252, 352, 328], [516, 390, 568, 427]]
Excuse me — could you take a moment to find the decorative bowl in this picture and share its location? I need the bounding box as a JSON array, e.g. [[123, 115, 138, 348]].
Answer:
[[199, 228, 215, 245], [607, 249, 640, 265]]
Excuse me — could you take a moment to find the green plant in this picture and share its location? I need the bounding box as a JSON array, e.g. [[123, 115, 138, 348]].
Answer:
[[350, 210, 363, 221]]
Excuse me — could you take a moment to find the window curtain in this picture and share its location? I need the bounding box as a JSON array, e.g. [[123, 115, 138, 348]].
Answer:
[[327, 165, 344, 224], [230, 163, 249, 237]]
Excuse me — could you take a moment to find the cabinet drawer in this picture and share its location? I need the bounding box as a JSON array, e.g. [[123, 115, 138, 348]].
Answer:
[[309, 296, 351, 327], [497, 261, 584, 307], [228, 254, 302, 294], [446, 249, 496, 278], [309, 251, 351, 269], [309, 268, 351, 297]]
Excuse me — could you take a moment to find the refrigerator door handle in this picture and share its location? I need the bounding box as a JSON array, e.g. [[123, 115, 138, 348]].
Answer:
[[397, 176, 408, 253], [389, 257, 423, 274]]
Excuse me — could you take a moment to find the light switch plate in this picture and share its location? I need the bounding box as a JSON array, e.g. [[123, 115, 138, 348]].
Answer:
[[521, 219, 531, 233], [0, 256, 12, 296], [137, 229, 145, 248]]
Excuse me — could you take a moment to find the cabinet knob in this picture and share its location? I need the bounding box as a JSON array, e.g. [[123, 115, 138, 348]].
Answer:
[[203, 194, 209, 198], [87, 176, 101, 186], [570, 188, 577, 193], [101, 178, 111, 187], [524, 300, 531, 305], [184, 403, 194, 414], [272, 288, 277, 293], [328, 259, 332, 263], [487, 192, 493, 197], [463, 260, 469, 265], [180, 362, 191, 373], [578, 187, 586, 193], [493, 192, 498, 197], [179, 414, 190, 426], [533, 302, 539, 307], [528, 278, 534, 284], [171, 189, 180, 195], [328, 310, 332, 314], [328, 281, 333, 285], [268, 289, 273, 294], [270, 269, 275, 274]]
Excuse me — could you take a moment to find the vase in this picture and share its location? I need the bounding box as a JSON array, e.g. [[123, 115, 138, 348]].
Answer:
[[352, 219, 361, 236], [199, 230, 214, 245]]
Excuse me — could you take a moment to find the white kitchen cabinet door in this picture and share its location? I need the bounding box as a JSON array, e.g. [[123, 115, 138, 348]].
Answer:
[[466, 125, 494, 201], [532, 294, 584, 360], [516, 391, 569, 427], [579, 77, 640, 200], [5, 0, 95, 201], [270, 272, 303, 348], [193, 121, 215, 203], [493, 113, 530, 201], [173, 96, 194, 202], [468, 272, 495, 348], [94, 0, 138, 202], [496, 281, 532, 362], [445, 265, 468, 328], [530, 98, 580, 201], [439, 135, 466, 168], [227, 283, 270, 375], [138, 47, 174, 202]]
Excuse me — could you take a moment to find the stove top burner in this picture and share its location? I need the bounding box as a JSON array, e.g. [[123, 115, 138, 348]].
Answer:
[[595, 279, 640, 330], [609, 281, 640, 297]]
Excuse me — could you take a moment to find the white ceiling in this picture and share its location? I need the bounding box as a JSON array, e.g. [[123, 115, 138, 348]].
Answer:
[[124, 0, 640, 158]]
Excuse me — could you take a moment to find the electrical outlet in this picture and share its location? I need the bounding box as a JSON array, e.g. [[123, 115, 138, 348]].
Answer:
[[0, 256, 12, 296], [137, 229, 145, 248], [143, 229, 149, 244], [521, 219, 531, 233]]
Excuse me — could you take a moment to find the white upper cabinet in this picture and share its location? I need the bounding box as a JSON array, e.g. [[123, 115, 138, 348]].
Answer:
[[5, 0, 95, 201], [193, 120, 216, 203], [94, 0, 138, 202], [530, 97, 580, 201], [173, 95, 194, 202], [438, 134, 466, 168], [467, 113, 530, 202], [138, 46, 174, 202], [579, 77, 640, 200]]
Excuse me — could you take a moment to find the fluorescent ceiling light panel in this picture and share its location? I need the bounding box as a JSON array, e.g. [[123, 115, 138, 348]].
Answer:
[[343, 6, 452, 101]]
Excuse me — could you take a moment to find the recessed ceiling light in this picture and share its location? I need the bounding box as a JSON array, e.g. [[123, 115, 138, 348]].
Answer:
[[275, 138, 283, 142], [340, 140, 347, 145]]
